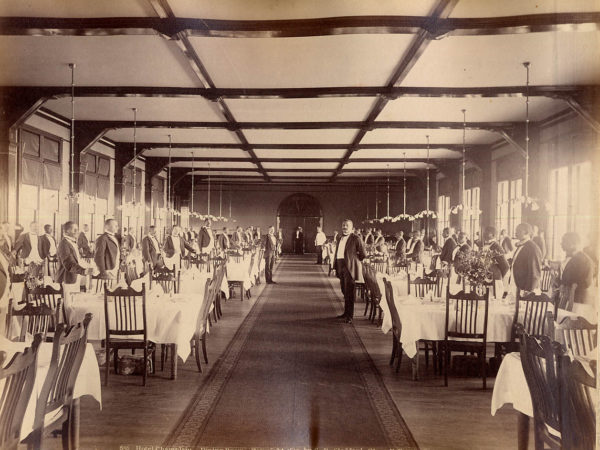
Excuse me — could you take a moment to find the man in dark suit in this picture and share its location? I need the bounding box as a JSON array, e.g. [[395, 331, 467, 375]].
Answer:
[[94, 218, 121, 278], [483, 226, 509, 281], [121, 227, 136, 252], [264, 226, 277, 284], [14, 221, 43, 265], [407, 230, 424, 263], [141, 226, 163, 270], [163, 226, 196, 267], [511, 223, 543, 294], [394, 231, 406, 262], [560, 232, 594, 304], [56, 221, 92, 296], [335, 219, 366, 323], [364, 227, 374, 246], [293, 226, 304, 254], [77, 224, 93, 258], [216, 227, 230, 251], [440, 227, 457, 266], [198, 219, 215, 254], [39, 224, 57, 260]]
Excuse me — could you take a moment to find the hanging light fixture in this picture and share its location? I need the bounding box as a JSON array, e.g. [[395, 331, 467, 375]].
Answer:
[[394, 152, 414, 221], [66, 63, 80, 203], [132, 107, 138, 208], [450, 109, 467, 215], [415, 135, 437, 220], [207, 161, 211, 219], [376, 164, 394, 222], [190, 151, 195, 219]]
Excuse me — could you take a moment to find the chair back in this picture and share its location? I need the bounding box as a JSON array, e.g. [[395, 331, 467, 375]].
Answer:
[[445, 287, 489, 341], [124, 261, 140, 286], [554, 316, 597, 358], [512, 291, 554, 341], [104, 283, 147, 339], [195, 278, 217, 337], [555, 283, 576, 312], [26, 284, 64, 325], [90, 273, 116, 294], [46, 255, 58, 278], [150, 264, 179, 294], [383, 278, 402, 339], [424, 269, 445, 297], [363, 265, 381, 303], [519, 332, 564, 449], [389, 262, 408, 275], [541, 266, 559, 292], [33, 315, 92, 446], [371, 260, 388, 275], [408, 273, 437, 299], [559, 355, 596, 450], [7, 300, 55, 342], [0, 334, 43, 450]]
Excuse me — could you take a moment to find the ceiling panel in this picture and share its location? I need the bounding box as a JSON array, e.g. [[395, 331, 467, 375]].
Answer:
[[451, 0, 600, 18], [0, 0, 154, 17], [0, 35, 199, 87], [350, 148, 461, 159], [253, 149, 347, 159], [169, 0, 437, 20], [143, 148, 248, 158], [402, 31, 600, 87], [105, 128, 239, 144], [361, 128, 498, 145], [377, 96, 567, 123], [262, 162, 338, 169], [267, 171, 332, 177], [338, 172, 416, 178], [189, 34, 414, 88], [45, 97, 225, 122], [169, 161, 256, 169], [226, 97, 377, 122], [244, 129, 356, 145]]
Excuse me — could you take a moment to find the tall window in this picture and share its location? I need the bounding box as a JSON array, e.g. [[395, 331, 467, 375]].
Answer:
[[496, 178, 522, 237], [548, 161, 593, 259], [19, 128, 62, 234], [437, 194, 450, 240], [462, 187, 480, 240], [80, 152, 111, 240]]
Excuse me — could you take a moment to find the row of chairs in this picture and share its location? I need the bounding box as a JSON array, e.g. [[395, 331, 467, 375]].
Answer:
[[0, 315, 92, 450]]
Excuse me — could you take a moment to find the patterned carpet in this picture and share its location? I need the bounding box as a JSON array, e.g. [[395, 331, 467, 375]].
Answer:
[[164, 255, 418, 448]]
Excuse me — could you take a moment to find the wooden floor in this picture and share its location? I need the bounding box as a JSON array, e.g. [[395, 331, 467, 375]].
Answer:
[[39, 256, 528, 449]]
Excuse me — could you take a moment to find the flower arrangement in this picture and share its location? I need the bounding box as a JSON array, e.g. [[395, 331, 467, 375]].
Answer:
[[24, 262, 44, 290], [454, 248, 499, 287]]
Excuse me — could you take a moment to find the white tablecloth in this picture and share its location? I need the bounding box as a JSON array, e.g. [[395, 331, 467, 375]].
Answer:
[[227, 259, 253, 290], [65, 288, 204, 361], [0, 336, 101, 439], [491, 352, 532, 416]]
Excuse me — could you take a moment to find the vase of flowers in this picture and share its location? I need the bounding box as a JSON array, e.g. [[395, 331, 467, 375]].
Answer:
[[454, 249, 499, 295]]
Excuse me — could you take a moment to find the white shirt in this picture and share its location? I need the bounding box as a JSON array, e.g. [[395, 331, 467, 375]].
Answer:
[[26, 232, 42, 264], [315, 231, 326, 246], [336, 235, 350, 260], [296, 231, 300, 238], [46, 233, 57, 256], [65, 236, 81, 263]]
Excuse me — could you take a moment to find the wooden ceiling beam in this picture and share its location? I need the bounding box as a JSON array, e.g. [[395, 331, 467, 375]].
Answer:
[[1, 13, 598, 38], [5, 85, 591, 100]]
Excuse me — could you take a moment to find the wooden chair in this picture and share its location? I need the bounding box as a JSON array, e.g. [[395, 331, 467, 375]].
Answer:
[[554, 316, 597, 357], [30, 314, 92, 450], [6, 300, 55, 342], [46, 255, 58, 279], [104, 283, 155, 386], [389, 262, 409, 276], [555, 283, 576, 312], [191, 278, 218, 372], [362, 265, 382, 324], [511, 291, 555, 342], [540, 265, 559, 293], [383, 278, 404, 373], [0, 334, 43, 450], [559, 355, 596, 450], [371, 259, 388, 275], [150, 264, 180, 294], [519, 332, 563, 450], [408, 274, 439, 373], [26, 284, 66, 326], [443, 287, 490, 389], [212, 262, 226, 319]]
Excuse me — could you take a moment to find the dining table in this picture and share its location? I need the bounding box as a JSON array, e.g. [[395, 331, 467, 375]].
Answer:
[[0, 335, 101, 443], [63, 267, 218, 380], [376, 270, 581, 380]]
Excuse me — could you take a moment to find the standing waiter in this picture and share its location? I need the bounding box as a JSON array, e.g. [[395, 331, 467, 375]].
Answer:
[[264, 226, 277, 284], [334, 219, 366, 324]]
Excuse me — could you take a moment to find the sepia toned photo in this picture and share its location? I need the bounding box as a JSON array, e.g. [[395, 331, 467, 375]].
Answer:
[[0, 1, 598, 448]]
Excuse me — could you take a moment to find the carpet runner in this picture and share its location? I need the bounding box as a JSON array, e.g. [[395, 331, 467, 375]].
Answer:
[[164, 255, 417, 448]]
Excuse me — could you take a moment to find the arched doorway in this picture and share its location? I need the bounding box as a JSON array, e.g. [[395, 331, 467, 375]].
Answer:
[[277, 193, 323, 254]]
